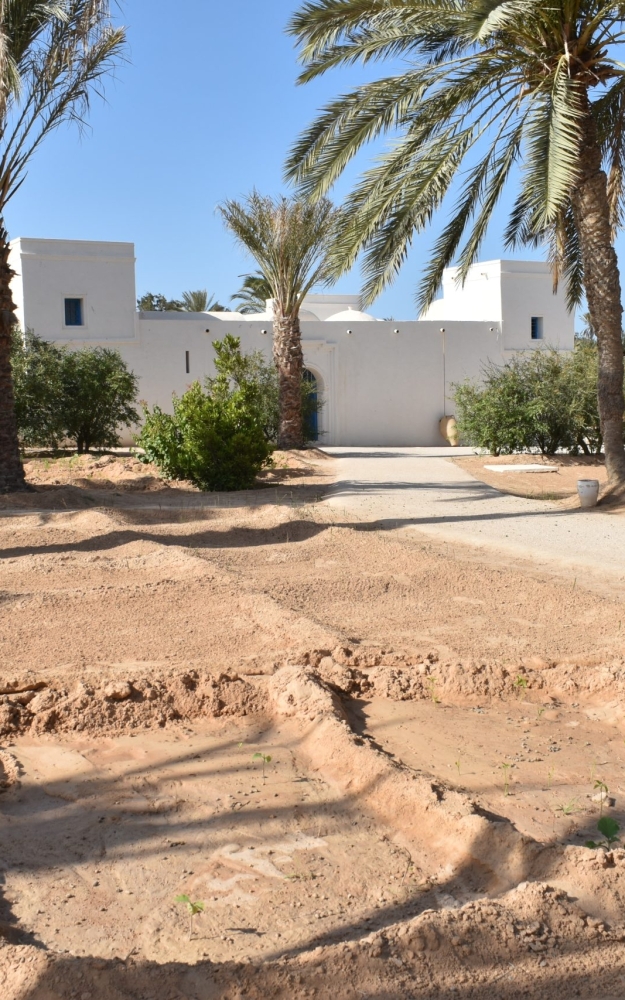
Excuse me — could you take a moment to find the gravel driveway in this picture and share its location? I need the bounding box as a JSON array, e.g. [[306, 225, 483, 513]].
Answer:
[[323, 446, 625, 586]]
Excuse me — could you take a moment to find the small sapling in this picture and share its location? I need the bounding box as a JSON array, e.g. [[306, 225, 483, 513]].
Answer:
[[176, 894, 204, 916], [586, 816, 620, 850], [594, 779, 609, 817], [175, 894, 204, 940], [252, 751, 272, 780], [501, 762, 512, 796], [426, 676, 440, 705], [557, 798, 580, 817]]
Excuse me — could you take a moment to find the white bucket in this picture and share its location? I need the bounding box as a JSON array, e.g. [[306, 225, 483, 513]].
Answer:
[[577, 479, 600, 508]]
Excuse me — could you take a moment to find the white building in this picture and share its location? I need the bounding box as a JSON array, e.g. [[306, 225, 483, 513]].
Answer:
[[9, 238, 575, 447]]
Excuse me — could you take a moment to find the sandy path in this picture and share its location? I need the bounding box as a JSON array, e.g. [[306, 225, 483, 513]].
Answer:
[[3, 450, 625, 999], [323, 446, 625, 586]]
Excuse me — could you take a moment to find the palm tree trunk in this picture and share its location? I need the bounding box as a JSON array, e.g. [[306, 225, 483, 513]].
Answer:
[[0, 222, 26, 492], [272, 310, 304, 449], [570, 109, 625, 485]]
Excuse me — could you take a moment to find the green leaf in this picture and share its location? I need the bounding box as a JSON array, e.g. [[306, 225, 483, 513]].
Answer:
[[598, 816, 620, 840], [585, 841, 599, 849], [175, 894, 204, 915]]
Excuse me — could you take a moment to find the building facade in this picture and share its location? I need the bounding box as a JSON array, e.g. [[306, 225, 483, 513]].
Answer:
[[9, 238, 575, 447]]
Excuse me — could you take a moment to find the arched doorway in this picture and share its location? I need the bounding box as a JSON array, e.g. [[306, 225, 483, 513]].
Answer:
[[303, 368, 319, 442]]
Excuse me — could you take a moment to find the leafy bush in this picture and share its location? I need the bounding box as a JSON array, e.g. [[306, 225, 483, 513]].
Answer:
[[211, 334, 322, 444], [566, 341, 602, 455], [453, 343, 613, 455], [138, 336, 273, 491], [11, 333, 139, 452], [61, 348, 139, 453], [211, 335, 280, 442], [11, 330, 66, 448]]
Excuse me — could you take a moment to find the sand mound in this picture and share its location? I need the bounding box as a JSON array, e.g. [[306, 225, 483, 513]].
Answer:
[[3, 665, 625, 998], [3, 642, 625, 740], [0, 749, 21, 791], [0, 669, 262, 737], [268, 664, 346, 720], [294, 645, 625, 710]]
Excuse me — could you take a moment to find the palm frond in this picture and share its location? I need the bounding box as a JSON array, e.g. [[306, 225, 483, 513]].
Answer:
[[0, 1, 126, 209], [288, 0, 625, 309], [219, 191, 342, 317], [230, 272, 273, 313], [181, 290, 224, 312]]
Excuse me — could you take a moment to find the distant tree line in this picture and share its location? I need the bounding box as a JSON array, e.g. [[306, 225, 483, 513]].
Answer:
[[137, 273, 273, 315]]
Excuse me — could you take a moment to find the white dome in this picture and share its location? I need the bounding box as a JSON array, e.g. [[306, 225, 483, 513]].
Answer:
[[265, 299, 320, 322], [244, 311, 272, 320], [325, 306, 377, 322]]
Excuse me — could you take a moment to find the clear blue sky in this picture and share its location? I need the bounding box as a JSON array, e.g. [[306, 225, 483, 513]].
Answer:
[[5, 0, 605, 321]]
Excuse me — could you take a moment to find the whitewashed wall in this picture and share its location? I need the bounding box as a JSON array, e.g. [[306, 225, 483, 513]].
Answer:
[[107, 313, 505, 447], [420, 258, 574, 351], [8, 238, 576, 448], [9, 238, 137, 343]]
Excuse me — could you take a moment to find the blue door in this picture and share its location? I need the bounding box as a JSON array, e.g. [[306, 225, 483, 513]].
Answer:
[[303, 369, 318, 441]]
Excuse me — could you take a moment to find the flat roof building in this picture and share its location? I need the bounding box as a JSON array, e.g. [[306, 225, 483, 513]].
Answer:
[[9, 238, 574, 446]]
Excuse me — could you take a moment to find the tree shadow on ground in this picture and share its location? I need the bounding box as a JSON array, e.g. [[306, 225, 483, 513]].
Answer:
[[3, 723, 625, 999], [0, 495, 581, 559], [0, 476, 328, 515], [11, 923, 625, 1000]]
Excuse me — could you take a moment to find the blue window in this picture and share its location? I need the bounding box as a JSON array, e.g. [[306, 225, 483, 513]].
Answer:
[[531, 316, 544, 340], [65, 298, 84, 326]]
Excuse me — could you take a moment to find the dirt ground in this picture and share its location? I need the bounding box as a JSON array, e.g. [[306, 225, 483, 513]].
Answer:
[[0, 449, 331, 512], [2, 453, 625, 999], [452, 453, 608, 502]]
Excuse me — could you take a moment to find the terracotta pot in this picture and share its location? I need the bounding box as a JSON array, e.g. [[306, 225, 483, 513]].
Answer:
[[439, 415, 459, 447]]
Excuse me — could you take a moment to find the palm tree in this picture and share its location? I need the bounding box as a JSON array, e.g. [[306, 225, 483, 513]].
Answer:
[[287, 0, 625, 485], [230, 272, 273, 313], [218, 192, 340, 448], [0, 1, 125, 492], [181, 289, 225, 312]]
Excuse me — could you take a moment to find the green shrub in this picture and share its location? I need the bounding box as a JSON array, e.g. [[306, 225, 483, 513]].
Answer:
[[11, 333, 139, 452], [139, 336, 272, 491], [11, 330, 66, 448], [135, 406, 184, 481], [566, 341, 602, 455], [60, 347, 139, 453], [211, 334, 279, 442], [210, 334, 322, 444], [453, 344, 610, 455]]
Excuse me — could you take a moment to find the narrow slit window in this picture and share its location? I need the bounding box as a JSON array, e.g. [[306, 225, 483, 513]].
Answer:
[[531, 316, 544, 340], [185, 350, 190, 374], [64, 298, 83, 327]]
